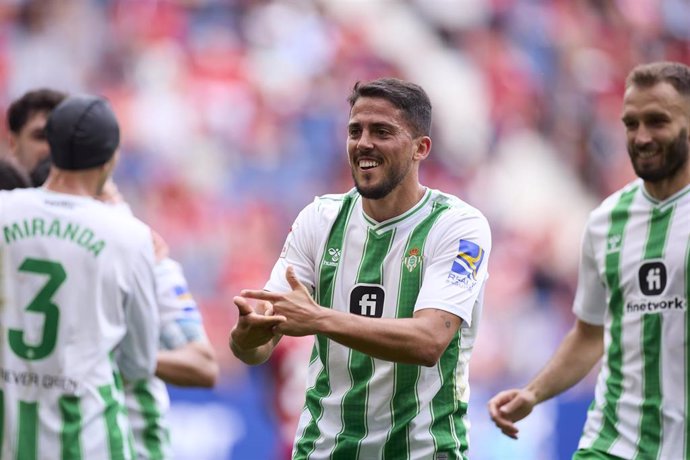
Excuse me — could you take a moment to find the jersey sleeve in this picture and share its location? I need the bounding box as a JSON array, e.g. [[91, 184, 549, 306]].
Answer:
[[265, 201, 319, 294], [414, 211, 491, 327], [155, 258, 208, 350], [572, 221, 607, 325], [117, 226, 160, 381]]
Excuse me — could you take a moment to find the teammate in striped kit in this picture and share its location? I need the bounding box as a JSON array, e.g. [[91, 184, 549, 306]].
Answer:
[[489, 61, 690, 459], [97, 179, 219, 460], [0, 95, 160, 459], [230, 78, 492, 460]]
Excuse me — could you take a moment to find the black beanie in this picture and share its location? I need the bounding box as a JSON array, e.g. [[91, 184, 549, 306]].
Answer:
[[46, 95, 120, 170]]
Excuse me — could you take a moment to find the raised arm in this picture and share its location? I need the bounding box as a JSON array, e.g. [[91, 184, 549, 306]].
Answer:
[[488, 318, 604, 439]]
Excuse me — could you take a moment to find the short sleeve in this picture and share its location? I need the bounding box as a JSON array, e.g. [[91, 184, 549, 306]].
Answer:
[[155, 258, 207, 349], [264, 201, 319, 294], [117, 224, 160, 381], [572, 223, 607, 326], [414, 211, 492, 327]]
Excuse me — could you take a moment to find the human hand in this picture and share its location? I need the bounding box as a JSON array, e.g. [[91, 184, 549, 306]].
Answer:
[[487, 388, 537, 439], [240, 266, 320, 337], [230, 296, 286, 352]]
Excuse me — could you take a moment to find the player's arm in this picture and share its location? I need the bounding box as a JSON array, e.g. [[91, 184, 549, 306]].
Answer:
[[241, 266, 460, 367], [489, 222, 605, 439], [156, 340, 218, 387], [117, 235, 160, 381], [152, 258, 219, 386], [488, 318, 603, 439]]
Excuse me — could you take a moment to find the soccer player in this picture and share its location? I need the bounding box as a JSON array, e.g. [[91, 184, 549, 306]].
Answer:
[[97, 179, 219, 460], [5, 88, 66, 173], [230, 78, 492, 460], [0, 95, 159, 459], [488, 61, 690, 459]]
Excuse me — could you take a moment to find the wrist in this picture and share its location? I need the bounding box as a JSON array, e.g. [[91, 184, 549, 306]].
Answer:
[[523, 385, 541, 405], [229, 333, 251, 354]]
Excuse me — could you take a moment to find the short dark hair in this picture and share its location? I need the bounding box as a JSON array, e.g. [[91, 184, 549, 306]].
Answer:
[[626, 62, 690, 97], [0, 157, 31, 190], [7, 88, 67, 134], [347, 78, 432, 137]]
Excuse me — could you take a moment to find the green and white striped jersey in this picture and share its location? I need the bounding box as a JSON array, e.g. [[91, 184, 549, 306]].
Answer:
[[0, 188, 159, 460], [124, 257, 208, 460], [573, 179, 690, 459], [266, 188, 492, 460]]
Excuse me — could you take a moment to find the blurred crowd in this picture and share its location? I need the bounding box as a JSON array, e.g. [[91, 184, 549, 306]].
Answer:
[[1, 0, 688, 458]]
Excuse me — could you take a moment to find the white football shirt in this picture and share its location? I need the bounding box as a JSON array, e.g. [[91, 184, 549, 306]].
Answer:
[[0, 188, 159, 460], [574, 179, 690, 459], [124, 257, 208, 460], [266, 188, 491, 460]]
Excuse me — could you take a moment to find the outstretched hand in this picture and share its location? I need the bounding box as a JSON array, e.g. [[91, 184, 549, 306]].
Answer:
[[241, 266, 321, 337], [230, 296, 286, 352], [487, 389, 537, 439]]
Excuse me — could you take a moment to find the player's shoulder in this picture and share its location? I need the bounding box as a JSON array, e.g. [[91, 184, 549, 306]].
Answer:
[[301, 189, 358, 221], [0, 187, 40, 206], [428, 188, 490, 228], [588, 178, 642, 224], [92, 202, 150, 239]]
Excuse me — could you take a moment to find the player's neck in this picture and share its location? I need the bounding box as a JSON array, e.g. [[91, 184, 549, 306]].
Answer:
[[43, 170, 104, 198], [643, 164, 690, 201], [362, 183, 427, 223]]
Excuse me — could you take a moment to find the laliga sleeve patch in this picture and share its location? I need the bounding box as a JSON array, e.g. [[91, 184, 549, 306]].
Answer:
[[447, 239, 485, 288]]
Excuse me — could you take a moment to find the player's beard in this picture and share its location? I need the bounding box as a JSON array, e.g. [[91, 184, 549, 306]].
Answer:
[[629, 128, 689, 183], [352, 156, 413, 200]]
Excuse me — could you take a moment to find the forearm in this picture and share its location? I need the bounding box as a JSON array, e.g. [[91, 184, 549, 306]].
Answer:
[[525, 320, 603, 404], [156, 341, 219, 387], [315, 308, 457, 366]]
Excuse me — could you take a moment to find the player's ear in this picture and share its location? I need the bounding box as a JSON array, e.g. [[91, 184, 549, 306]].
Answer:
[[413, 136, 431, 161]]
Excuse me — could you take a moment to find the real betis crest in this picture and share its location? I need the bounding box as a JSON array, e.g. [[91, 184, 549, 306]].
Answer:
[[405, 247, 421, 272]]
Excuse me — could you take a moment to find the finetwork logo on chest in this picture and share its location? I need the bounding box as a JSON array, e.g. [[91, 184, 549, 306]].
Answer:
[[626, 260, 686, 315], [447, 240, 485, 288]]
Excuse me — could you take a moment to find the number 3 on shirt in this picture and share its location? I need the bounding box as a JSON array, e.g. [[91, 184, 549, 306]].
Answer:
[[8, 258, 66, 360]]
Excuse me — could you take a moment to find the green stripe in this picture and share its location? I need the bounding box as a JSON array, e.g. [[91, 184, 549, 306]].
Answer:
[[430, 333, 467, 459], [635, 206, 673, 460], [332, 227, 395, 459], [112, 356, 136, 458], [59, 395, 82, 460], [133, 381, 168, 460], [685, 235, 690, 460], [592, 187, 638, 453], [99, 384, 127, 460], [295, 193, 357, 459], [17, 400, 38, 460], [384, 202, 449, 459]]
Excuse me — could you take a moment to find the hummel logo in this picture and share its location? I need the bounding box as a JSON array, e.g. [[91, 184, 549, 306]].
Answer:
[[328, 248, 341, 262], [607, 235, 622, 253]]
